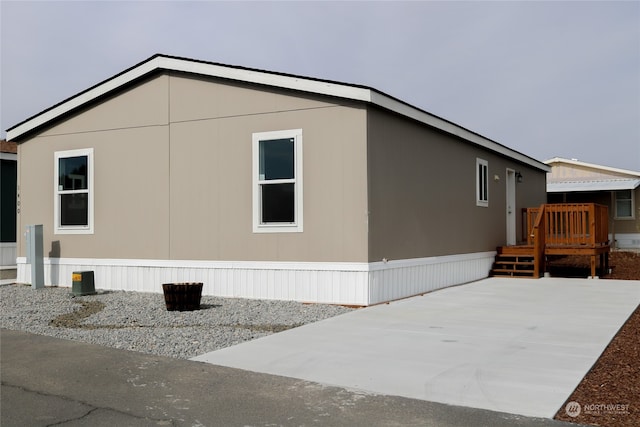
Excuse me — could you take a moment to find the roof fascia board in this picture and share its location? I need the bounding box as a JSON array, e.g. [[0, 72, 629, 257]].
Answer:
[[159, 56, 373, 103]]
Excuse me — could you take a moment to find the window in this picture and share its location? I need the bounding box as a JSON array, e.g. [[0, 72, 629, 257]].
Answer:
[[252, 130, 303, 232], [476, 158, 489, 207], [54, 148, 94, 234], [615, 190, 634, 219]]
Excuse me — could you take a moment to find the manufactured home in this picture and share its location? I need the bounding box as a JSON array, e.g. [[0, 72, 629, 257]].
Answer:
[[545, 157, 640, 250], [7, 54, 549, 305]]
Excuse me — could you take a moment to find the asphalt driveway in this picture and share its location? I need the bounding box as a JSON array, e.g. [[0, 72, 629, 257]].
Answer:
[[193, 277, 640, 418]]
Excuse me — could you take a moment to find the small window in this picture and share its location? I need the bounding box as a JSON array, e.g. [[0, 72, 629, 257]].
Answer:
[[476, 158, 489, 207], [54, 149, 94, 234], [615, 190, 634, 219], [253, 130, 303, 232]]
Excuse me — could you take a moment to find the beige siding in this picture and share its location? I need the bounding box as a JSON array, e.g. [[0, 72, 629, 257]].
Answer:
[[617, 186, 640, 234], [17, 69, 550, 267], [611, 186, 639, 235], [94, 127, 171, 258], [39, 75, 170, 137], [18, 127, 171, 260], [366, 107, 546, 262], [17, 140, 52, 257], [548, 164, 633, 181], [168, 73, 338, 122], [18, 75, 172, 260], [168, 74, 368, 262], [17, 73, 369, 263]]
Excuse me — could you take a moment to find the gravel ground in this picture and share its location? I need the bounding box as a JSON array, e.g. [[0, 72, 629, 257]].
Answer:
[[0, 284, 355, 359]]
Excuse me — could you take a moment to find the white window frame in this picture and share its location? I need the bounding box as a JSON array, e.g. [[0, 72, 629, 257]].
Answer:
[[54, 148, 94, 234], [252, 129, 303, 233], [476, 158, 489, 207], [614, 189, 635, 220]]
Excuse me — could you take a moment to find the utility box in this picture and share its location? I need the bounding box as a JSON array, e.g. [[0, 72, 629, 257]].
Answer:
[[72, 271, 96, 296], [25, 225, 44, 289]]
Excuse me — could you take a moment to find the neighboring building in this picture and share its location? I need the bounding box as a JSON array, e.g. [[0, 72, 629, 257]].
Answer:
[[1, 139, 17, 271], [545, 157, 640, 250], [6, 54, 549, 305]]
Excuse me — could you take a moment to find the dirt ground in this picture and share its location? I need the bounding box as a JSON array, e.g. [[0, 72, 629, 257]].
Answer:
[[552, 250, 640, 427]]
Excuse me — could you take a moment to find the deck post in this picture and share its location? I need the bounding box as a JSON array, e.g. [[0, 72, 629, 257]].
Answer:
[[589, 204, 596, 247]]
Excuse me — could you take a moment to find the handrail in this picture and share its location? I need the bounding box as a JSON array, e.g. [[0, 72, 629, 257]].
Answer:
[[526, 207, 540, 245], [531, 204, 546, 277]]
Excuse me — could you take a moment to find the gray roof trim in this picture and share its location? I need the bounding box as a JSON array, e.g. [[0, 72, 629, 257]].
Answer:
[[7, 54, 548, 171]]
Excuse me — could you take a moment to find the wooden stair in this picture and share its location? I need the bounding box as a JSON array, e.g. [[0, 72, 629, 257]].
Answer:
[[491, 246, 536, 278]]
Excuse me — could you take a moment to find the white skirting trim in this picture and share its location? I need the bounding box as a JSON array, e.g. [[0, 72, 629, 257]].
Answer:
[[16, 252, 496, 306], [0, 242, 17, 267], [611, 233, 640, 250], [367, 252, 496, 305]]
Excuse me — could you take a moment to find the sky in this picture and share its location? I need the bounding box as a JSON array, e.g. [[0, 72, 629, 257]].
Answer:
[[1, 1, 639, 171]]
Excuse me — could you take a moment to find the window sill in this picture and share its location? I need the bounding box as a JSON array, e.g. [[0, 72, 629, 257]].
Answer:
[[55, 227, 94, 235], [253, 224, 303, 233]]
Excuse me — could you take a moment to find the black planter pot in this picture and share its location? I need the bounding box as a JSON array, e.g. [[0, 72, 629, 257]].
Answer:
[[162, 282, 203, 311]]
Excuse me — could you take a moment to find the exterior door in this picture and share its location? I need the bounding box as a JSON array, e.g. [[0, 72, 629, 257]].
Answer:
[[506, 169, 516, 245]]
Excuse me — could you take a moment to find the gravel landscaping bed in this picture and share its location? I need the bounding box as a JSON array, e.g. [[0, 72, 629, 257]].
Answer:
[[0, 284, 355, 359], [547, 250, 640, 280]]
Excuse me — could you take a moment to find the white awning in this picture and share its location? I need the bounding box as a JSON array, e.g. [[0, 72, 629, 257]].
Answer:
[[547, 179, 640, 193]]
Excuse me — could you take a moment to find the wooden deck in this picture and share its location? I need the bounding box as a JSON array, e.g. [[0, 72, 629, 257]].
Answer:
[[491, 203, 610, 278]]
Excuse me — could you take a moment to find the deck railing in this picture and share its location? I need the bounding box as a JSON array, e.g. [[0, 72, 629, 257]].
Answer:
[[527, 203, 609, 277], [528, 203, 609, 247]]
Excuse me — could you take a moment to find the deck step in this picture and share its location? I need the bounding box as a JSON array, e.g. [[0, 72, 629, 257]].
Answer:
[[496, 245, 535, 255], [490, 248, 536, 278], [490, 269, 535, 277]]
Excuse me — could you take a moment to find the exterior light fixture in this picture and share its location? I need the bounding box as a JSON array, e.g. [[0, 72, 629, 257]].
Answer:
[[516, 172, 523, 183]]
